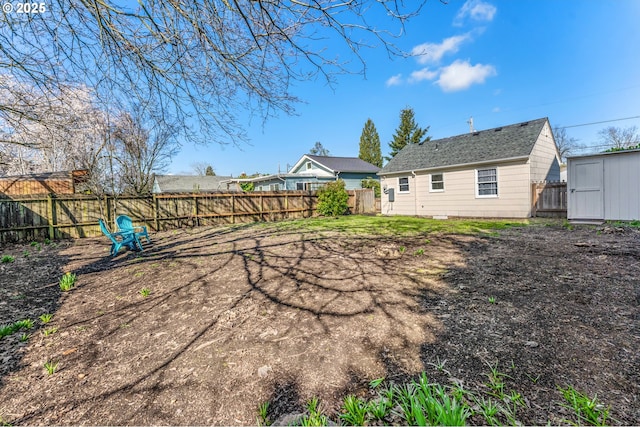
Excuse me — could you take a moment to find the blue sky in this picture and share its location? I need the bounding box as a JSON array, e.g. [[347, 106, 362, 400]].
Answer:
[[169, 0, 640, 176]]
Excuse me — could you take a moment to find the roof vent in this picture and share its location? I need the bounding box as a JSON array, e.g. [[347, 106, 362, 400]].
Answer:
[[473, 131, 480, 136], [520, 122, 529, 127], [494, 127, 502, 132]]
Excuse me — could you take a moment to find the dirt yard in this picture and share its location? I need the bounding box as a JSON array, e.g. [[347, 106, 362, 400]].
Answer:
[[0, 219, 638, 425]]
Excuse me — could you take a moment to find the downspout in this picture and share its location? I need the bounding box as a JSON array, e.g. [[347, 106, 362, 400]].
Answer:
[[412, 171, 417, 216]]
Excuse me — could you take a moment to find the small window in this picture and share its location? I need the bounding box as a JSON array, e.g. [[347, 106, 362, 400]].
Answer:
[[306, 161, 312, 170], [430, 173, 444, 192], [477, 168, 498, 197], [269, 183, 280, 191], [308, 182, 325, 191], [398, 177, 410, 193], [296, 182, 304, 190]]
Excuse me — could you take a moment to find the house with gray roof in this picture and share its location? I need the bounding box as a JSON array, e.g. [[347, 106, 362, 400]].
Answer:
[[378, 117, 560, 218], [229, 154, 380, 192], [152, 175, 240, 193]]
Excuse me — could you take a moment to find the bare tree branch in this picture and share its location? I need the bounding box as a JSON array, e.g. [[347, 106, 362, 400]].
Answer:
[[1, 1, 427, 146]]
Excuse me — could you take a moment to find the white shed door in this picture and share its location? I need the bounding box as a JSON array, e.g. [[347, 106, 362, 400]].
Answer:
[[569, 158, 603, 220]]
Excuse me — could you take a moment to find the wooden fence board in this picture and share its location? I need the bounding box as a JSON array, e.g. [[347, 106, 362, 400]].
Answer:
[[0, 189, 374, 243], [531, 182, 567, 218]]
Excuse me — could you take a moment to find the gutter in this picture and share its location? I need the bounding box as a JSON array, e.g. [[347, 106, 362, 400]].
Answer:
[[377, 155, 530, 176]]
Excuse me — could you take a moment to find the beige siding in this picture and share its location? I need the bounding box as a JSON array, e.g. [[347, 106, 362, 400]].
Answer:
[[380, 174, 418, 215], [529, 121, 561, 182], [381, 161, 532, 218]]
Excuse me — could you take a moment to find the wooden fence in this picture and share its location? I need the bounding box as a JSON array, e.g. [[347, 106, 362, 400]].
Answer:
[[0, 189, 377, 243], [531, 182, 567, 218]]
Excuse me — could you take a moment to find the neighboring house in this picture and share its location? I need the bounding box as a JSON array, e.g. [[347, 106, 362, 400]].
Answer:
[[0, 169, 89, 196], [378, 117, 560, 218], [229, 155, 380, 191], [559, 163, 567, 182], [152, 175, 240, 193], [567, 149, 640, 221]]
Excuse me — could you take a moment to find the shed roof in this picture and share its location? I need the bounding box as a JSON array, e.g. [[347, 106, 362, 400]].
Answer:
[[567, 147, 640, 160], [0, 169, 88, 181], [379, 118, 549, 175]]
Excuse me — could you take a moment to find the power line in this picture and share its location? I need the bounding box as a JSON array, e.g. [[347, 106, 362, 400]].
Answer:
[[563, 115, 640, 129]]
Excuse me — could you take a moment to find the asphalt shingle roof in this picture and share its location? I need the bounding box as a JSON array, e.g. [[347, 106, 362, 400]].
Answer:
[[379, 118, 549, 174], [154, 175, 238, 192], [306, 155, 380, 173]]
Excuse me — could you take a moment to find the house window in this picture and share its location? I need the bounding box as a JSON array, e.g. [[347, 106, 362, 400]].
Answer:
[[430, 173, 444, 192], [296, 182, 324, 191], [398, 177, 410, 193], [269, 183, 280, 191], [306, 161, 312, 170], [476, 168, 498, 197]]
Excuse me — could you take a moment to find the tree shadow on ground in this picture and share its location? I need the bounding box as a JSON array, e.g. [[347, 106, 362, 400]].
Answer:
[[0, 239, 72, 390], [0, 222, 488, 425]]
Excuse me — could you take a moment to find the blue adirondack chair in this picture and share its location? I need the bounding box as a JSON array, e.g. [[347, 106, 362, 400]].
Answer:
[[116, 215, 151, 244], [99, 219, 142, 256]]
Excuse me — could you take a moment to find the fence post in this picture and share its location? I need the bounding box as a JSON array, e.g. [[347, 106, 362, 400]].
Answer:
[[260, 194, 263, 221], [231, 194, 235, 224], [102, 195, 109, 224], [193, 194, 199, 227], [46, 193, 56, 240], [153, 194, 159, 231], [531, 183, 538, 217]]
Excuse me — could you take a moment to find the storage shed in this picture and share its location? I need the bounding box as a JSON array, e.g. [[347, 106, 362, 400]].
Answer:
[[0, 169, 89, 196], [567, 149, 640, 221]]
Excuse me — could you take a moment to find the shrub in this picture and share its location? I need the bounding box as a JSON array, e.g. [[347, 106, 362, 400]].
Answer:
[[240, 181, 254, 192], [316, 180, 349, 216]]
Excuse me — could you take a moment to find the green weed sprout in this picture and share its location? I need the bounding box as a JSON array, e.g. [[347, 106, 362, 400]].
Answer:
[[59, 272, 77, 291]]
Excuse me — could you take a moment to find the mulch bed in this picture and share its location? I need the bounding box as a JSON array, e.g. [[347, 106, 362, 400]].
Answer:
[[0, 221, 638, 425]]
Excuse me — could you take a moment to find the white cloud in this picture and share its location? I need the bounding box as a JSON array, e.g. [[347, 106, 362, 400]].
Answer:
[[411, 33, 471, 65], [492, 107, 501, 113], [435, 60, 496, 92], [454, 0, 497, 26], [385, 74, 403, 87], [409, 68, 438, 83]]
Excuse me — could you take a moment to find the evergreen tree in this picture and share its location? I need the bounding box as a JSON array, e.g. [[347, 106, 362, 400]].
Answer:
[[387, 107, 430, 160], [205, 165, 216, 176], [358, 118, 383, 167], [310, 141, 330, 156]]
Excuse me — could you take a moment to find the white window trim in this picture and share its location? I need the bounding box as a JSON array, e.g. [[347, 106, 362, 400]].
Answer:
[[398, 176, 410, 194], [475, 167, 499, 198], [429, 173, 445, 193]]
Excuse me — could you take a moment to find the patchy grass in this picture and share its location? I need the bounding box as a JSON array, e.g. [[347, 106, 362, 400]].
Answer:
[[270, 215, 530, 236]]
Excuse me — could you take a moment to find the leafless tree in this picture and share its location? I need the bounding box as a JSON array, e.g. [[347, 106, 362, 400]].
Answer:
[[112, 107, 180, 195], [0, 1, 426, 146], [552, 126, 583, 163], [598, 126, 640, 150], [192, 162, 216, 176], [0, 83, 177, 195], [0, 82, 111, 178]]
